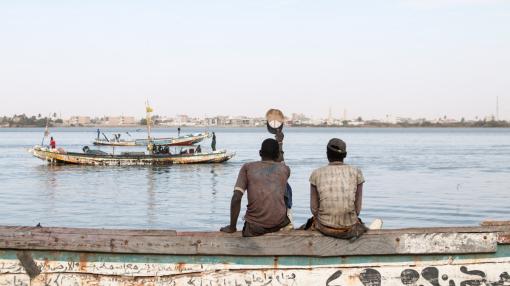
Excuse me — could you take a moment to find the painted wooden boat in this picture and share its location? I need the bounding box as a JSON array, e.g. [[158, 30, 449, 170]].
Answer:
[[0, 221, 509, 285], [29, 146, 234, 165], [93, 132, 211, 147]]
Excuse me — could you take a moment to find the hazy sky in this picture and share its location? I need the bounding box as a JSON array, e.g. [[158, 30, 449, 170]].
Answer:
[[0, 0, 509, 119]]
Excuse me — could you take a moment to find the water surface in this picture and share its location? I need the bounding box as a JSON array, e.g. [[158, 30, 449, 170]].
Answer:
[[0, 127, 508, 230]]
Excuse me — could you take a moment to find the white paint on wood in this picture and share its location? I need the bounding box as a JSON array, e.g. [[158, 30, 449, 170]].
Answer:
[[1, 257, 509, 286], [399, 232, 498, 254]]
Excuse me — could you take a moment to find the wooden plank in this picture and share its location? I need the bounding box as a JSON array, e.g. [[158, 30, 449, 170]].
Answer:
[[0, 226, 177, 236], [481, 220, 510, 226], [2, 225, 509, 237], [0, 226, 498, 257], [338, 225, 510, 235], [181, 226, 510, 236]]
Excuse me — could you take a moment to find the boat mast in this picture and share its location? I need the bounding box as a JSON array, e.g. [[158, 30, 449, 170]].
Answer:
[[40, 113, 51, 146], [146, 101, 154, 154], [146, 101, 153, 140]]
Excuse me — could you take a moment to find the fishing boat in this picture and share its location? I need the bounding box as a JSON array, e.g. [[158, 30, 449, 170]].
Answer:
[[0, 221, 508, 285], [92, 132, 211, 147], [29, 145, 234, 165], [30, 103, 234, 165]]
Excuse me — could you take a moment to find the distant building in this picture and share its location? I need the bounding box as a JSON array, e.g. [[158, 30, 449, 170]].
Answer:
[[157, 116, 176, 126], [290, 113, 313, 125], [434, 117, 459, 124], [176, 115, 190, 125], [485, 115, 496, 122], [348, 120, 365, 126], [121, 116, 136, 125], [12, 116, 23, 123], [205, 116, 222, 126], [68, 116, 91, 125], [102, 116, 137, 126], [384, 115, 397, 124], [229, 116, 253, 126], [396, 117, 413, 124]]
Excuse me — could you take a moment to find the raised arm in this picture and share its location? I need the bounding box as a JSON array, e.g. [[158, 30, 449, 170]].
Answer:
[[275, 130, 284, 162]]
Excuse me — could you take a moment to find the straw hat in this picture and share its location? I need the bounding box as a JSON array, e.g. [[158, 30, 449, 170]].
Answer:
[[266, 109, 284, 134]]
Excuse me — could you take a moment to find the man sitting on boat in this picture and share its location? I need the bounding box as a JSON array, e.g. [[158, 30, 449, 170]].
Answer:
[[302, 138, 370, 239], [220, 138, 291, 237]]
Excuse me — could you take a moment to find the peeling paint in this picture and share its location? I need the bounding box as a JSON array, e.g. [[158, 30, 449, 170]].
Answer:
[[1, 246, 509, 285], [399, 233, 497, 254], [1, 258, 510, 286]]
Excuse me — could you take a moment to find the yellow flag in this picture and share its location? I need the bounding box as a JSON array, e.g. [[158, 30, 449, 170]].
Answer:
[[146, 106, 153, 113]]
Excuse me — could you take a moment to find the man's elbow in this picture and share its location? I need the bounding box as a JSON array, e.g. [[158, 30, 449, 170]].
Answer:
[[231, 191, 243, 203]]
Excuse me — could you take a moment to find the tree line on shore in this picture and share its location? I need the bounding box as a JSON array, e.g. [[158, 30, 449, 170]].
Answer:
[[1, 113, 509, 128], [304, 119, 510, 128], [0, 114, 62, 127]]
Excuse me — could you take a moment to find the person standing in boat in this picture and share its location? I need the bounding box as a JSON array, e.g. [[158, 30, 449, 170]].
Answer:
[[211, 132, 216, 151], [49, 137, 56, 149], [220, 138, 290, 237], [302, 138, 373, 239], [177, 127, 181, 136]]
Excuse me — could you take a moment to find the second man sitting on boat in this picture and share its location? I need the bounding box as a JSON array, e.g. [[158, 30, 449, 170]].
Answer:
[[300, 138, 371, 239], [220, 138, 291, 237]]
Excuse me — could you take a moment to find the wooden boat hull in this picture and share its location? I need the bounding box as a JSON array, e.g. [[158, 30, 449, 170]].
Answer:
[[93, 132, 210, 147], [29, 146, 234, 165], [1, 247, 509, 285], [0, 223, 509, 285]]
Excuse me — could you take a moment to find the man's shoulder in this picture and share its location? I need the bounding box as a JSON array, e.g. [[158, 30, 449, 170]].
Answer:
[[313, 164, 362, 174], [344, 164, 361, 170], [241, 161, 271, 170], [242, 161, 268, 168], [312, 164, 333, 174], [245, 161, 289, 173], [236, 162, 252, 174]]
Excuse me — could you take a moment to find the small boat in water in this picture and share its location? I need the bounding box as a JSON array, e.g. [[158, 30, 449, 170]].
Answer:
[[29, 145, 234, 165], [93, 132, 210, 147]]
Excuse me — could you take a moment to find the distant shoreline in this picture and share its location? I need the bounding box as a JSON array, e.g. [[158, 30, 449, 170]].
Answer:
[[3, 114, 509, 128], [1, 124, 510, 129]]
